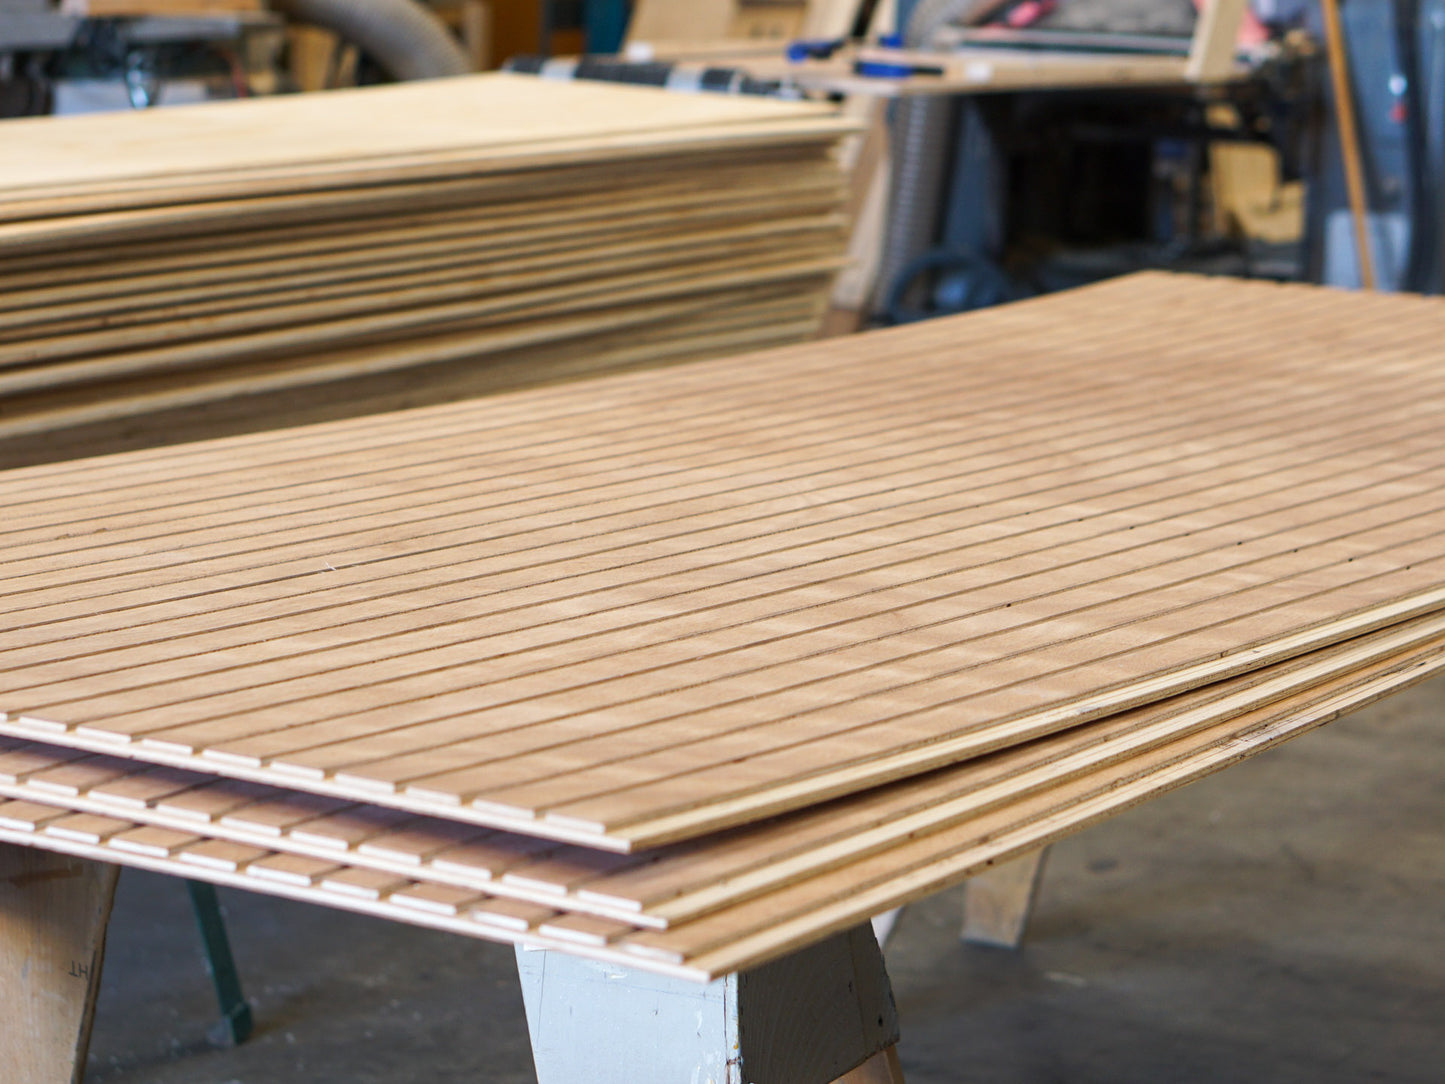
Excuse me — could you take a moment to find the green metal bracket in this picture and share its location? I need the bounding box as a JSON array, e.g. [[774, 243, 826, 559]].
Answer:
[[186, 880, 254, 1047], [584, 0, 631, 54]]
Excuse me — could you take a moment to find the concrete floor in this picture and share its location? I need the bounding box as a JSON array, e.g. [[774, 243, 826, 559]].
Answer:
[[83, 675, 1445, 1083]]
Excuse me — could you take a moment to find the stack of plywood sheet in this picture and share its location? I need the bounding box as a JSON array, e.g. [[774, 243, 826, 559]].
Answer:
[[2, 273, 1444, 980], [0, 73, 853, 468]]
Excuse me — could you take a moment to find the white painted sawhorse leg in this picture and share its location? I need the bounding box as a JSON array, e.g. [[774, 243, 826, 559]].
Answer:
[[871, 847, 1051, 955], [0, 843, 119, 1084], [517, 922, 904, 1084], [962, 848, 1050, 950]]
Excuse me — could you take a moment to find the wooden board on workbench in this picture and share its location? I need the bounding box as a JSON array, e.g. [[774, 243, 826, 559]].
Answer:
[[3, 275, 1445, 848], [0, 621, 1439, 980], [2, 616, 1443, 928], [626, 0, 875, 49]]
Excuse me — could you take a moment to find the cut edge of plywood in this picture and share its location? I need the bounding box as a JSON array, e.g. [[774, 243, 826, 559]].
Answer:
[[0, 630, 1437, 982], [11, 584, 1443, 852], [3, 613, 1444, 916]]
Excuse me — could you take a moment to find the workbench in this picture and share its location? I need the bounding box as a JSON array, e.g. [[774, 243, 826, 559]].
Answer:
[[611, 0, 1262, 330], [617, 0, 1255, 95]]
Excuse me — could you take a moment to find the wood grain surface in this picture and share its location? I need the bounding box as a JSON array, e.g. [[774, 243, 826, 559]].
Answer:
[[2, 616, 1444, 925], [2, 274, 1445, 850]]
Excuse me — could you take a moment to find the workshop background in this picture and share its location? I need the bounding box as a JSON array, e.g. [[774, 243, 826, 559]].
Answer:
[[0, 1, 1440, 1082]]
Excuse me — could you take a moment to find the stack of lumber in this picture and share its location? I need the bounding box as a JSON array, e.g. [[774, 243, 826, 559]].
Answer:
[[626, 0, 869, 49], [2, 273, 1445, 979], [0, 73, 853, 468]]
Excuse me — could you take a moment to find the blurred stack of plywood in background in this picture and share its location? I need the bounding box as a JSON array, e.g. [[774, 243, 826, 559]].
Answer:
[[0, 72, 854, 467]]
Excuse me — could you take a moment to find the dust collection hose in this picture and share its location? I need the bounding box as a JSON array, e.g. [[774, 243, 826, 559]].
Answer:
[[871, 0, 979, 315], [271, 0, 473, 81]]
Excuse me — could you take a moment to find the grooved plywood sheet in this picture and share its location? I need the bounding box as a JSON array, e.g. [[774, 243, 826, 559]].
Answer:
[[1, 623, 1438, 980], [4, 616, 1444, 930], [3, 274, 1445, 848]]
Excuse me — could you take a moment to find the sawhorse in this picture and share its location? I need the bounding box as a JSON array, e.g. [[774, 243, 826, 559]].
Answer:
[[1, 843, 902, 1083], [0, 847, 250, 1083]]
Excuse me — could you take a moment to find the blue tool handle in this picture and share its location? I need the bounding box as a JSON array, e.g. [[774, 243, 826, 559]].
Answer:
[[854, 58, 945, 78], [786, 38, 845, 62]]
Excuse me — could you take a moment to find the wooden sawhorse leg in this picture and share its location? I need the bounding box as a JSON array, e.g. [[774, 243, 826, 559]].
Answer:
[[0, 844, 119, 1084], [517, 922, 904, 1083], [962, 847, 1050, 950]]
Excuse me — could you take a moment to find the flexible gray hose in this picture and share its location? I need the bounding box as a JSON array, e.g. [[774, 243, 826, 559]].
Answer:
[[871, 0, 981, 314], [272, 0, 472, 82]]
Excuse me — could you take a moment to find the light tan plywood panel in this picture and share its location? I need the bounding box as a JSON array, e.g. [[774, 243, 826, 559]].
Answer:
[[2, 276, 1445, 848], [0, 78, 851, 460], [0, 74, 844, 198], [0, 617, 1440, 921], [0, 624, 1439, 980]]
